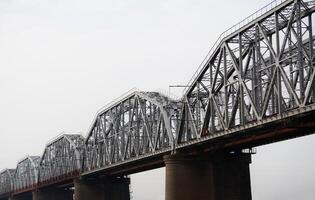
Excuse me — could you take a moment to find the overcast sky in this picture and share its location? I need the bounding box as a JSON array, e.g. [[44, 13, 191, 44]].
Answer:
[[0, 0, 315, 200]]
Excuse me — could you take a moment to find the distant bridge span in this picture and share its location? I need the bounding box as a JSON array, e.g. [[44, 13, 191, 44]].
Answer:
[[1, 0, 315, 200]]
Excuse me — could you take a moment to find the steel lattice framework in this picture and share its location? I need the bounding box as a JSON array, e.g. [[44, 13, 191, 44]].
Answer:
[[38, 134, 84, 185], [1, 0, 315, 196], [179, 0, 315, 143], [0, 169, 15, 195], [14, 156, 40, 192], [85, 91, 180, 171]]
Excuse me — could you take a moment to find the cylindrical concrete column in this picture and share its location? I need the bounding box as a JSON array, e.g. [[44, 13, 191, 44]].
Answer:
[[9, 192, 33, 200], [74, 177, 130, 200], [32, 191, 38, 200], [164, 154, 215, 200], [213, 153, 252, 200], [164, 152, 252, 200], [33, 188, 73, 200], [103, 177, 131, 200], [74, 178, 104, 200]]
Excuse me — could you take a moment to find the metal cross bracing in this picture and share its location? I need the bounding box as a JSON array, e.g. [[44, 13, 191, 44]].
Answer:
[[0, 169, 15, 196], [37, 134, 84, 186], [84, 91, 180, 171], [178, 0, 315, 143], [13, 156, 40, 193], [1, 0, 315, 196]]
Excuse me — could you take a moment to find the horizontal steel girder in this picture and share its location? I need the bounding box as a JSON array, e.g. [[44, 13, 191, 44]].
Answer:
[[1, 0, 315, 195]]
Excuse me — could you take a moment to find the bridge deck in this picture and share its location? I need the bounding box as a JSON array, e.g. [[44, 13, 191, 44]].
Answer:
[[1, 0, 315, 197]]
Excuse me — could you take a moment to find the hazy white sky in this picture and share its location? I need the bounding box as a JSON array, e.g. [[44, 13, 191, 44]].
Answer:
[[0, 0, 315, 200]]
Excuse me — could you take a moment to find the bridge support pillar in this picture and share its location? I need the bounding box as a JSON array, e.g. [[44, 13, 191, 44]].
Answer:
[[9, 192, 33, 200], [164, 152, 252, 200], [74, 177, 130, 200], [33, 188, 73, 200], [8, 197, 21, 200]]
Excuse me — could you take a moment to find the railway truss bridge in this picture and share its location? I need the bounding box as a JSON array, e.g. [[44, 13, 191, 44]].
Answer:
[[1, 0, 315, 199]]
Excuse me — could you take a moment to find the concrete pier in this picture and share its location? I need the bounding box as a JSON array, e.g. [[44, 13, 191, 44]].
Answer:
[[33, 188, 73, 200], [164, 152, 252, 200], [9, 193, 32, 200], [74, 177, 130, 200]]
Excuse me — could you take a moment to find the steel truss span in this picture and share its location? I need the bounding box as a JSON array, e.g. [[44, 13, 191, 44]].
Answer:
[[179, 0, 315, 143], [0, 0, 315, 197], [38, 134, 84, 186], [14, 156, 40, 193], [85, 91, 180, 171], [0, 169, 15, 196]]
